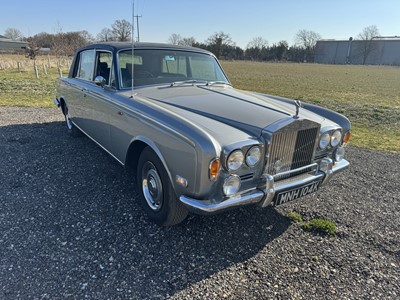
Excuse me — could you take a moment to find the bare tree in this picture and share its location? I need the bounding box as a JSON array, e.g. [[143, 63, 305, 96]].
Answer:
[[167, 34, 197, 46], [206, 31, 234, 58], [25, 38, 40, 60], [111, 19, 132, 42], [294, 29, 321, 62], [167, 33, 182, 45], [247, 37, 268, 49], [357, 25, 380, 64], [295, 29, 321, 49], [4, 27, 24, 40], [79, 30, 94, 44], [97, 28, 114, 42], [246, 37, 268, 61], [180, 37, 197, 47]]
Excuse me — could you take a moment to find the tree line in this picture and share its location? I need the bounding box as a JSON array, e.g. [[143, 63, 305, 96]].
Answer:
[[167, 30, 322, 63], [2, 21, 379, 64]]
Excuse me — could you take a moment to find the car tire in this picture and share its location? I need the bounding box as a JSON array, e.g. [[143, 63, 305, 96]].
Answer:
[[137, 147, 188, 226]]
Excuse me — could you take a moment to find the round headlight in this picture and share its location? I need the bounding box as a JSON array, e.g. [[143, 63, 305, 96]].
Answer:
[[331, 130, 342, 147], [223, 175, 241, 196], [246, 146, 261, 167], [319, 132, 330, 150], [335, 146, 345, 162], [227, 150, 244, 171]]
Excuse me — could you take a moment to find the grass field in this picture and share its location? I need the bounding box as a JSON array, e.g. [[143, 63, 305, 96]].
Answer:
[[0, 54, 399, 152], [222, 61, 400, 153], [0, 54, 70, 107]]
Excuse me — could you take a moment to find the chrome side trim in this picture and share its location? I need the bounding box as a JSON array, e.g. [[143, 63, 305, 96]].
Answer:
[[72, 121, 125, 166]]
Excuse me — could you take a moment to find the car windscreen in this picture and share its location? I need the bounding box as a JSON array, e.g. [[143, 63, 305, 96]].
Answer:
[[118, 49, 229, 88]]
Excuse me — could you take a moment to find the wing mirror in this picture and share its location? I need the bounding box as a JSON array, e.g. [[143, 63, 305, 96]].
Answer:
[[94, 76, 107, 88]]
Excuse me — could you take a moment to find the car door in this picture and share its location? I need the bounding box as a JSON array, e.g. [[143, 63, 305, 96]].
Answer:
[[67, 49, 95, 132], [69, 49, 112, 151]]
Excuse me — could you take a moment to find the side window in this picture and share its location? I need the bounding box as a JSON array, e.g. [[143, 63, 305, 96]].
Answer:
[[76, 50, 95, 81], [95, 52, 112, 85]]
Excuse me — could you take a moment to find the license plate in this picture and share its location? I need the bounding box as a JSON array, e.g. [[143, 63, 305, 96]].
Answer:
[[274, 181, 321, 206]]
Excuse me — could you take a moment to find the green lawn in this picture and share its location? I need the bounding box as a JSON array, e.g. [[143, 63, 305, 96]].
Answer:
[[0, 59, 399, 152], [222, 61, 400, 153]]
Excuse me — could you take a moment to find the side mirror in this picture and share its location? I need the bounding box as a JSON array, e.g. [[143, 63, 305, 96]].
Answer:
[[94, 76, 107, 88]]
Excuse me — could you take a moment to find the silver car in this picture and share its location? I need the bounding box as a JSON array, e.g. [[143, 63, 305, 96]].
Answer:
[[54, 42, 351, 226]]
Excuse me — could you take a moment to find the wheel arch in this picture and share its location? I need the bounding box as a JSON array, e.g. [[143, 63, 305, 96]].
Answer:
[[125, 136, 174, 185]]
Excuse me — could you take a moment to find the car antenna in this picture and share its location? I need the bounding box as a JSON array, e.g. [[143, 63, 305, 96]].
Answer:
[[130, 0, 135, 98]]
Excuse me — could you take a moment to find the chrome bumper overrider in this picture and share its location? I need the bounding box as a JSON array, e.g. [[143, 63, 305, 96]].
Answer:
[[179, 158, 349, 214]]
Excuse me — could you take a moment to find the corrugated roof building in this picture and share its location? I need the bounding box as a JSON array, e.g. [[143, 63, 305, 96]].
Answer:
[[315, 38, 400, 66], [0, 36, 28, 53]]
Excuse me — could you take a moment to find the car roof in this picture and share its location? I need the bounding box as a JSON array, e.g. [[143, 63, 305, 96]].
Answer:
[[77, 42, 213, 55]]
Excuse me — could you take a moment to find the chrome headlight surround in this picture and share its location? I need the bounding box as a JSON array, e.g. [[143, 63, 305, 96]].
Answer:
[[227, 150, 244, 171], [331, 130, 342, 147], [245, 146, 262, 167], [319, 132, 331, 150]]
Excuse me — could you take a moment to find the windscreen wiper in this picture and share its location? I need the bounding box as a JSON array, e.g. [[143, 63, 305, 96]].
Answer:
[[169, 80, 204, 87], [206, 81, 231, 86]]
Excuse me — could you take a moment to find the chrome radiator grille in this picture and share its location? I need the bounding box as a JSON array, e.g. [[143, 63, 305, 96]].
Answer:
[[265, 126, 319, 179]]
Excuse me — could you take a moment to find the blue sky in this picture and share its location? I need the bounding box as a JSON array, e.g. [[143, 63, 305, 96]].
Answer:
[[1, 0, 399, 47]]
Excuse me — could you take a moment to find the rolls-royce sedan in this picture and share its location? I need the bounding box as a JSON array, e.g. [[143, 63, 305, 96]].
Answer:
[[54, 42, 351, 226]]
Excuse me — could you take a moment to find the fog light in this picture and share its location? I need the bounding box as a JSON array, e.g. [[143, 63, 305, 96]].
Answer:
[[223, 175, 241, 196], [335, 147, 345, 162]]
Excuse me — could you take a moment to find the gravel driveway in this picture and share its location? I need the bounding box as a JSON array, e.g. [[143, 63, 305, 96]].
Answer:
[[0, 107, 399, 299]]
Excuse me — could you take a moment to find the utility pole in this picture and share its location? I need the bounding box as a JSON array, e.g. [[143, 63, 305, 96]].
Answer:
[[134, 15, 142, 42]]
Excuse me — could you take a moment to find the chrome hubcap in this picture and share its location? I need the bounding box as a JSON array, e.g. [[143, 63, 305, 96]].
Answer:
[[142, 162, 163, 211]]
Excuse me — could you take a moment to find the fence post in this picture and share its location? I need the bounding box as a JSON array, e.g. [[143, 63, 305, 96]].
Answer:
[[34, 65, 39, 79], [17, 62, 21, 72], [47, 54, 51, 69], [58, 67, 63, 77], [43, 64, 47, 75]]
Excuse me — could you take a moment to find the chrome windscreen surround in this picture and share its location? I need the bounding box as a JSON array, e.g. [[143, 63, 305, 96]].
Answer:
[[263, 118, 320, 180]]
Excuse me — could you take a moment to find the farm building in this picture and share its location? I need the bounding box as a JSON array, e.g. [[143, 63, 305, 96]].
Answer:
[[314, 38, 400, 65], [0, 35, 28, 53]]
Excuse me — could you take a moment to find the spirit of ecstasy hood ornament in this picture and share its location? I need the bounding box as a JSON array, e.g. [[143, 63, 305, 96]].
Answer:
[[294, 100, 302, 118]]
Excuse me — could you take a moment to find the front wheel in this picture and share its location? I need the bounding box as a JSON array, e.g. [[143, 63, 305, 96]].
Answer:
[[137, 147, 188, 226]]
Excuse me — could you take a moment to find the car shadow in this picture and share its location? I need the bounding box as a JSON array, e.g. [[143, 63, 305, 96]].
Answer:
[[0, 121, 291, 299]]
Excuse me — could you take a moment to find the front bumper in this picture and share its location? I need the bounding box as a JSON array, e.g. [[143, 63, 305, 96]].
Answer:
[[179, 158, 349, 214]]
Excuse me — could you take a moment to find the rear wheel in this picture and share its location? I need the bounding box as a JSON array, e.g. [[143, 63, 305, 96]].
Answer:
[[137, 147, 188, 226]]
